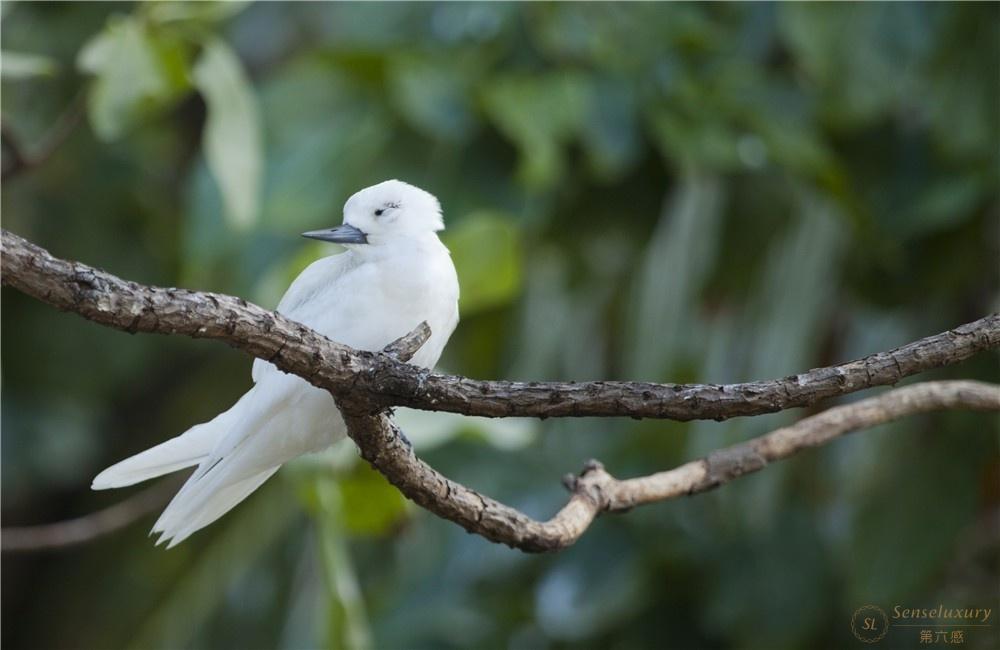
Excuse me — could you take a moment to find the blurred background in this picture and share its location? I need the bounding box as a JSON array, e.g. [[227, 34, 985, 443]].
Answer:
[[2, 2, 998, 649]]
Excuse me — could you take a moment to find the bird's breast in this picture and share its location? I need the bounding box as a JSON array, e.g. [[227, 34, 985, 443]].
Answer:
[[299, 251, 457, 366]]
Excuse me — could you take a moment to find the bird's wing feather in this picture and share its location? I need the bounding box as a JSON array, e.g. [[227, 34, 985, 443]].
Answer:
[[252, 253, 357, 383], [155, 252, 397, 542]]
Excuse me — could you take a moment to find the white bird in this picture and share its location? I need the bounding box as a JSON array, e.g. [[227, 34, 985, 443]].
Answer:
[[92, 180, 460, 547]]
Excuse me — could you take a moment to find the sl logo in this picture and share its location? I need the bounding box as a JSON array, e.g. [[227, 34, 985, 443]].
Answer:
[[851, 605, 889, 643]]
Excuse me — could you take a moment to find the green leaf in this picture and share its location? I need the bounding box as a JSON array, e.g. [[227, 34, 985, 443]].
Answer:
[[903, 175, 988, 238], [441, 212, 523, 315], [315, 478, 374, 650], [778, 4, 931, 127], [922, 6, 1000, 159], [387, 54, 476, 142], [256, 59, 391, 232], [336, 463, 408, 537], [579, 78, 640, 180], [77, 15, 189, 140], [481, 73, 590, 188], [193, 38, 263, 229], [647, 108, 742, 171], [1, 51, 58, 79], [145, 0, 250, 26]]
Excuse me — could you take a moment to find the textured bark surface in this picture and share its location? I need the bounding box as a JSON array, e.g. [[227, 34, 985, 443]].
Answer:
[[368, 319, 998, 419], [3, 228, 999, 552], [345, 381, 1000, 551], [5, 229, 998, 421]]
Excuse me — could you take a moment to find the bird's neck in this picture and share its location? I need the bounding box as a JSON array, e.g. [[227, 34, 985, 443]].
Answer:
[[353, 232, 447, 262]]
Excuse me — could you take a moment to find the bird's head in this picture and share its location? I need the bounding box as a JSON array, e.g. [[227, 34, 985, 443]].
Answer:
[[302, 180, 444, 248]]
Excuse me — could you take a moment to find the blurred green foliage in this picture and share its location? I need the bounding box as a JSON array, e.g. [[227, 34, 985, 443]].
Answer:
[[2, 3, 998, 649]]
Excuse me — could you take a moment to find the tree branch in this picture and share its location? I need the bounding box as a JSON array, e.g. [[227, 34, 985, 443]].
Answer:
[[3, 229, 998, 552], [583, 380, 999, 510], [1, 480, 177, 552], [4, 229, 998, 422], [342, 381, 999, 551], [1, 92, 85, 181]]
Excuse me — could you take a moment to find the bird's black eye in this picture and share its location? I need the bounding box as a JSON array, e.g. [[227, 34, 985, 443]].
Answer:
[[375, 202, 398, 217]]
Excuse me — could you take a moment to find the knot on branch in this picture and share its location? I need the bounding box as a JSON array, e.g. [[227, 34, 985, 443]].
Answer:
[[337, 322, 433, 416], [562, 459, 619, 512]]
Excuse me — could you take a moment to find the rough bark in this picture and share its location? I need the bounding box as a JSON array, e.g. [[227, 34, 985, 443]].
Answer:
[[4, 229, 998, 421], [343, 381, 999, 551], [3, 228, 999, 552]]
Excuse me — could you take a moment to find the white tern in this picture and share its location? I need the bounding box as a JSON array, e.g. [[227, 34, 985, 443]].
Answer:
[[92, 180, 460, 547]]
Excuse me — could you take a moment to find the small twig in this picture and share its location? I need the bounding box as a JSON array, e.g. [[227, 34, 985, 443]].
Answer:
[[2, 479, 177, 552], [1, 91, 85, 182], [0, 122, 29, 176], [381, 322, 432, 361]]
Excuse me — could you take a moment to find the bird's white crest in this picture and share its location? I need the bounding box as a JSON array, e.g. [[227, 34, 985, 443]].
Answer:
[[344, 179, 444, 237], [92, 180, 460, 547]]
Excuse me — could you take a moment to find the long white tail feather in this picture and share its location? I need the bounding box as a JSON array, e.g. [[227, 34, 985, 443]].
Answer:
[[92, 387, 295, 547], [148, 382, 338, 546], [150, 449, 245, 535], [150, 437, 256, 536], [91, 391, 255, 491], [91, 421, 222, 490], [155, 467, 279, 548], [152, 427, 309, 537]]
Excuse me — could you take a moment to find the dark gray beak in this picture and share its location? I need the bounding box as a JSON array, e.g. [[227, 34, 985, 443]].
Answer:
[[301, 224, 368, 244]]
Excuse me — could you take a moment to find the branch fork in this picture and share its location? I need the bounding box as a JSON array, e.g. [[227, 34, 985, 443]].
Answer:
[[3, 228, 999, 552]]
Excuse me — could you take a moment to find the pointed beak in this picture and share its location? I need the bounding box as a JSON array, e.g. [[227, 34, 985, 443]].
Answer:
[[301, 224, 368, 244]]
